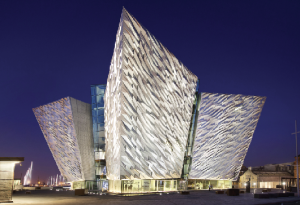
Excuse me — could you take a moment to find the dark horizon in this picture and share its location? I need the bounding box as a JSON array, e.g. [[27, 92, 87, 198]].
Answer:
[[1, 0, 299, 183]]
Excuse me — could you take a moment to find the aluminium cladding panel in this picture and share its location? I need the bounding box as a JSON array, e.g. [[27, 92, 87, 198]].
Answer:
[[189, 93, 266, 180], [104, 8, 198, 180], [104, 10, 123, 180], [33, 97, 95, 182], [33, 97, 83, 182], [69, 97, 95, 180]]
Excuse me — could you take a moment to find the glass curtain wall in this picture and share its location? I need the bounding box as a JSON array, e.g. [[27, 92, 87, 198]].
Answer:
[[188, 179, 232, 190], [91, 85, 106, 179], [182, 80, 200, 179], [85, 180, 108, 191], [108, 180, 178, 193]]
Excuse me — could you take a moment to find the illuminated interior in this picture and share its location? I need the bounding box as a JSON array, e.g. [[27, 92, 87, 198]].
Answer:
[[188, 179, 232, 190], [108, 179, 178, 193]]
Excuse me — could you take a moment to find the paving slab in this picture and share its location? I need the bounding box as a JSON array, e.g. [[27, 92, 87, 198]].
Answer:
[[8, 190, 300, 205]]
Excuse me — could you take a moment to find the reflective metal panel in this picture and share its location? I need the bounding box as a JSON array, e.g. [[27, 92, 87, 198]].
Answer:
[[105, 8, 198, 180], [189, 93, 266, 180], [33, 97, 95, 182]]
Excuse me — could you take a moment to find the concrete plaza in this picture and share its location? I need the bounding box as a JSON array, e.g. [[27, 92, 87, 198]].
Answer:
[[8, 190, 300, 205]]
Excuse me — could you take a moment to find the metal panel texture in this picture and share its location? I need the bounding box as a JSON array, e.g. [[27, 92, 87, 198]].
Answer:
[[104, 8, 198, 180], [33, 97, 95, 182], [69, 97, 95, 181], [189, 92, 266, 180]]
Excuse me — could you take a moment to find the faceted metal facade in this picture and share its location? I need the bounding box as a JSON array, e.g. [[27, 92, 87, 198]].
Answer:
[[104, 8, 198, 180], [189, 93, 266, 180], [33, 97, 95, 182]]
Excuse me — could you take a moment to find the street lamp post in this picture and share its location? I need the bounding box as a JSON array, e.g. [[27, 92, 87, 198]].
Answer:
[[292, 120, 300, 197]]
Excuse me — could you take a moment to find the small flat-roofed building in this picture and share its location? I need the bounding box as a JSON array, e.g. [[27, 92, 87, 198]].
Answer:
[[0, 157, 24, 203], [239, 162, 294, 189]]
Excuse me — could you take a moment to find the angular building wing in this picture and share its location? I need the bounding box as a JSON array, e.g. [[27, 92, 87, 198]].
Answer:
[[189, 93, 266, 180], [104, 8, 198, 180], [33, 97, 95, 182]]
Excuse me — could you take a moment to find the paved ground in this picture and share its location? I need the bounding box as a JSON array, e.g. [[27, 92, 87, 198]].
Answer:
[[6, 190, 300, 205]]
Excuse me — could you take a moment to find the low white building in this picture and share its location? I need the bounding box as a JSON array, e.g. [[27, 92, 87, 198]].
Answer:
[[239, 162, 294, 189]]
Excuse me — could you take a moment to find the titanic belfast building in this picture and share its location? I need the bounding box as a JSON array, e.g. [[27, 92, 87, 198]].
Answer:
[[33, 8, 266, 193]]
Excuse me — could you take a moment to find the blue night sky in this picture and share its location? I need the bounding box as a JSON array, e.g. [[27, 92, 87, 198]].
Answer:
[[0, 0, 299, 183]]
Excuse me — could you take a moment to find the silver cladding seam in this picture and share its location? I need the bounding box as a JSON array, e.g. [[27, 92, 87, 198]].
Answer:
[[33, 97, 95, 182], [189, 92, 266, 180], [104, 8, 198, 180]]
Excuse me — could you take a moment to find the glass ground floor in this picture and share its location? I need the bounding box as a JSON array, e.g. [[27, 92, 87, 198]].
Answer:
[[72, 179, 108, 191], [71, 179, 233, 193], [109, 179, 178, 193], [108, 179, 233, 193], [188, 179, 233, 190]]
